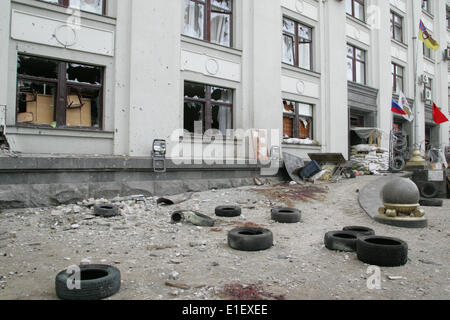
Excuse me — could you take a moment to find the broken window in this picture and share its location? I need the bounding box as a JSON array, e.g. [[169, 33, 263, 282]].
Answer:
[[183, 0, 232, 47], [282, 18, 312, 71], [283, 100, 313, 141], [38, 0, 105, 15], [184, 82, 233, 135], [16, 54, 103, 129]]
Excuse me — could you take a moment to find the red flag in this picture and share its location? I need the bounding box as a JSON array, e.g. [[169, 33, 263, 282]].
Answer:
[[432, 102, 449, 125]]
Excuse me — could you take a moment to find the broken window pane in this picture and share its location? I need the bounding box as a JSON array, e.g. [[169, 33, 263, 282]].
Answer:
[[282, 35, 295, 65], [210, 12, 231, 46], [66, 86, 100, 128], [211, 86, 232, 103], [17, 55, 58, 79], [185, 82, 206, 99], [283, 100, 295, 114], [184, 0, 205, 40], [69, 0, 103, 14], [347, 57, 353, 81], [184, 102, 204, 133], [282, 18, 295, 34], [17, 80, 56, 125], [299, 118, 311, 139], [283, 117, 294, 138], [211, 0, 231, 11], [67, 63, 102, 85], [212, 105, 232, 135]]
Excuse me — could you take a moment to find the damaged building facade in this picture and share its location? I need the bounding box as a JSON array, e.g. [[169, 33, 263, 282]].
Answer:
[[0, 0, 449, 163]]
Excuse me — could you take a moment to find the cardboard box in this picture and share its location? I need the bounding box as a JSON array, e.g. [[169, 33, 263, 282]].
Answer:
[[66, 95, 92, 127], [26, 94, 54, 125], [17, 112, 34, 123]]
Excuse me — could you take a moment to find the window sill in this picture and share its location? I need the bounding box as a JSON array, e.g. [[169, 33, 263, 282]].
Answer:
[[421, 10, 434, 20], [346, 14, 371, 30], [7, 125, 114, 139], [282, 141, 321, 148], [423, 56, 435, 64], [281, 63, 320, 78], [12, 0, 116, 25], [181, 35, 242, 57], [391, 39, 408, 49], [179, 134, 241, 143]]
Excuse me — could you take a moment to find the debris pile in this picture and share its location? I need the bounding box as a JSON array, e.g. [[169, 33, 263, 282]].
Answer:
[[221, 283, 285, 300], [350, 144, 389, 175]]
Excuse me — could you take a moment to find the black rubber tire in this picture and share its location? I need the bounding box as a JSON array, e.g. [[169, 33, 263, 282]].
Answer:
[[356, 236, 408, 267], [393, 144, 407, 153], [215, 206, 242, 217], [395, 136, 407, 147], [55, 264, 121, 300], [271, 208, 301, 223], [94, 204, 119, 217], [324, 231, 359, 252], [392, 157, 406, 171], [419, 198, 443, 207], [420, 183, 438, 199], [343, 226, 375, 236], [228, 227, 273, 252]]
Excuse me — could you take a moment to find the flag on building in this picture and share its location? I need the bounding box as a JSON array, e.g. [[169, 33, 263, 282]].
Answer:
[[392, 98, 408, 117], [418, 20, 439, 51], [397, 91, 413, 122], [432, 102, 449, 125]]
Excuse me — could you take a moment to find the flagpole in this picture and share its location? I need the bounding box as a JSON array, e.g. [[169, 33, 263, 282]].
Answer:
[[412, 3, 419, 150]]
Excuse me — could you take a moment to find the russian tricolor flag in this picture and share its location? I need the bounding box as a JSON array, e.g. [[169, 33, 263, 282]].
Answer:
[[392, 98, 407, 115]]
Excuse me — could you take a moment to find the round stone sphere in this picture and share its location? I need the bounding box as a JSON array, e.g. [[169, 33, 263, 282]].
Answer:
[[382, 178, 420, 204]]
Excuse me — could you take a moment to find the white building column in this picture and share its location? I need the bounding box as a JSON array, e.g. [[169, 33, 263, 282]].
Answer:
[[127, 0, 182, 157], [435, 0, 449, 148], [322, 0, 348, 158], [373, 0, 393, 150], [0, 1, 11, 119], [247, 0, 282, 135]]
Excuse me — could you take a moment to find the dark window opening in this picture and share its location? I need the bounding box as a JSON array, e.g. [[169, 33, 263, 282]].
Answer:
[[390, 11, 403, 43], [184, 81, 233, 135], [16, 54, 104, 129]]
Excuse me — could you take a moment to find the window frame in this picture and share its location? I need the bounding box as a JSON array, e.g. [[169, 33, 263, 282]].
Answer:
[[282, 100, 314, 141], [392, 63, 404, 93], [346, 0, 365, 22], [37, 0, 106, 15], [390, 11, 403, 43], [183, 81, 233, 135], [347, 44, 366, 85], [16, 54, 104, 130], [183, 0, 233, 48], [282, 17, 313, 71], [422, 0, 431, 14]]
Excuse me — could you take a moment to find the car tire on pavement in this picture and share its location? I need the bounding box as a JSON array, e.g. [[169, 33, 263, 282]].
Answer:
[[94, 204, 119, 217], [356, 236, 408, 267], [324, 231, 359, 252], [215, 206, 242, 217], [419, 198, 443, 207], [343, 226, 375, 236], [271, 208, 301, 224], [228, 227, 273, 251], [55, 264, 121, 300]]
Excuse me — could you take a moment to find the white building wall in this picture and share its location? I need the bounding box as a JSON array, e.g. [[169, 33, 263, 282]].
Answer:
[[1, 0, 448, 161]]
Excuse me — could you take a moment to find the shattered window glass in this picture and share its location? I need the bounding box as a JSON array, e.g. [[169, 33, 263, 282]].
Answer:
[[67, 63, 102, 85], [16, 80, 56, 125], [212, 105, 232, 136], [66, 86, 100, 128], [69, 0, 103, 15], [211, 87, 232, 103], [17, 55, 58, 79], [184, 0, 205, 40], [211, 0, 231, 11], [282, 35, 295, 65], [184, 102, 204, 133], [282, 18, 295, 34], [210, 12, 230, 46], [185, 82, 206, 100]]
